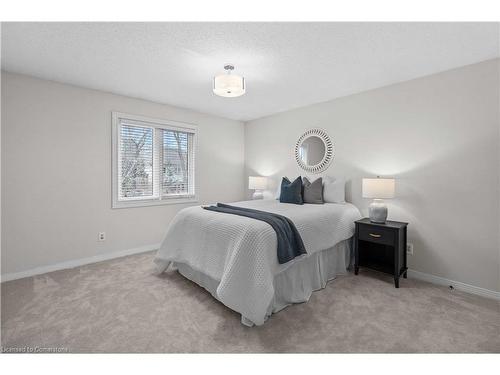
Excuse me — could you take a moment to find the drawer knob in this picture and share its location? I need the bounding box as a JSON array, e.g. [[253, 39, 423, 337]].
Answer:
[[369, 233, 382, 238]]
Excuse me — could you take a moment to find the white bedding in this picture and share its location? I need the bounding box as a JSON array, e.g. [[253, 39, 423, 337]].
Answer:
[[154, 199, 362, 325]]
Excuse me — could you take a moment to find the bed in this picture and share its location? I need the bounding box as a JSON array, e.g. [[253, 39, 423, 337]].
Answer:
[[154, 199, 362, 326]]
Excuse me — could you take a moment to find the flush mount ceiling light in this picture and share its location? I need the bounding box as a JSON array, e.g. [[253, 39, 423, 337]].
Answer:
[[213, 64, 246, 98]]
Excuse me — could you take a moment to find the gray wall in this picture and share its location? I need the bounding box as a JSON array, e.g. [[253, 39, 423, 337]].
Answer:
[[245, 59, 500, 292], [1, 72, 245, 275]]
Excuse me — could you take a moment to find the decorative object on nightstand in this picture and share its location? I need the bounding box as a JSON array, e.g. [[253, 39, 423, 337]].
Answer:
[[362, 177, 395, 223], [248, 176, 267, 200], [354, 218, 408, 288]]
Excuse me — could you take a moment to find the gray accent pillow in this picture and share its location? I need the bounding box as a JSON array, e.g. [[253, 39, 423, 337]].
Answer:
[[302, 177, 324, 204]]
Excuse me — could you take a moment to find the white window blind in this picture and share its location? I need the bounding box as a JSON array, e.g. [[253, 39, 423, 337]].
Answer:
[[112, 113, 197, 208], [161, 129, 195, 198], [119, 123, 155, 199]]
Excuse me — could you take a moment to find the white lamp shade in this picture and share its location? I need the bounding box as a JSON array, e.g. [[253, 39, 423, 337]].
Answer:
[[248, 176, 267, 190], [213, 74, 245, 97], [362, 178, 395, 199]]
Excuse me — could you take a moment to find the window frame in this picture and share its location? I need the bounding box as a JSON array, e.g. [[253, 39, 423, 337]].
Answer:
[[112, 112, 198, 209]]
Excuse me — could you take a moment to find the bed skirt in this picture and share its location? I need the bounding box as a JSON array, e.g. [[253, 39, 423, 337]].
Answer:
[[172, 238, 353, 326]]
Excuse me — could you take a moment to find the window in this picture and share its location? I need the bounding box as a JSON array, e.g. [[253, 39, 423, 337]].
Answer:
[[112, 112, 197, 208]]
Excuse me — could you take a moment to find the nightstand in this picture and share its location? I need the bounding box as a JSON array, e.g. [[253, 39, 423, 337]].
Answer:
[[354, 218, 408, 288]]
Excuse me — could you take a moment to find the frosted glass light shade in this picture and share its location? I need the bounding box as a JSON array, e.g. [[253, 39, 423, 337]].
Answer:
[[213, 74, 245, 97], [248, 176, 267, 190], [362, 178, 395, 199]]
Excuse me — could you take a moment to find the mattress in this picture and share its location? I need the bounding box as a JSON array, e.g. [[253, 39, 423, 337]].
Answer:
[[155, 199, 362, 325]]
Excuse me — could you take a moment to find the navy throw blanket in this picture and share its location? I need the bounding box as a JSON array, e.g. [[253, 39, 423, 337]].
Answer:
[[203, 203, 306, 264]]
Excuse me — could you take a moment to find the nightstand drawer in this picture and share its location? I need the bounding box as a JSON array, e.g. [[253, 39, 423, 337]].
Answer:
[[358, 224, 395, 246]]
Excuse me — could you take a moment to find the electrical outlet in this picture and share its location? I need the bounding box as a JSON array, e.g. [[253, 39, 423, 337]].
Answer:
[[98, 232, 106, 242], [407, 242, 414, 255]]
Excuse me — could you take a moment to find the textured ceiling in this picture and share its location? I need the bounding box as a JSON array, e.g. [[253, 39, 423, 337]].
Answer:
[[2, 22, 499, 121]]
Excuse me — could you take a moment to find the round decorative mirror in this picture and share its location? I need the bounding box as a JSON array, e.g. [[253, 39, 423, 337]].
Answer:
[[295, 128, 334, 173]]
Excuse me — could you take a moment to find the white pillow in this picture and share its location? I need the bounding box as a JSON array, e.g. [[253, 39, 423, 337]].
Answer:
[[323, 177, 346, 203], [275, 183, 281, 200]]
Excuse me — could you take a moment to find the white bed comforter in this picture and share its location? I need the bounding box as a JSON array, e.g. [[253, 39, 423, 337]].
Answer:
[[154, 199, 361, 325]]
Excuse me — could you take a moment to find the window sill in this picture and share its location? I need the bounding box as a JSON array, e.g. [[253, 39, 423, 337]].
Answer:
[[112, 197, 198, 209]]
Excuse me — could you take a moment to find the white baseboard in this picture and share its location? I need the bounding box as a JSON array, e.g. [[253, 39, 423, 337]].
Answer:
[[1, 244, 160, 283], [407, 269, 500, 301], [3, 249, 499, 302]]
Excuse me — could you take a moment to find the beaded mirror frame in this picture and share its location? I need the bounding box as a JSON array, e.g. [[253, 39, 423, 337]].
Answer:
[[294, 128, 334, 174]]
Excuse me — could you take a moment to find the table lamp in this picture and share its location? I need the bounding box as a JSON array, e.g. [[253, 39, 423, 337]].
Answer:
[[362, 177, 395, 223], [248, 176, 267, 200]]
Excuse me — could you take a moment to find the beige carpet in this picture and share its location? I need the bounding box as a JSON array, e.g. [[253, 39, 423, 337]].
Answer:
[[2, 251, 499, 353]]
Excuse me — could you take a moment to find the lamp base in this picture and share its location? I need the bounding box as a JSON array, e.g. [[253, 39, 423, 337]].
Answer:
[[252, 190, 264, 200], [369, 199, 388, 223]]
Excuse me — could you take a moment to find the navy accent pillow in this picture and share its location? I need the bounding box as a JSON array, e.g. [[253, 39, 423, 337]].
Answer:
[[280, 176, 304, 205]]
